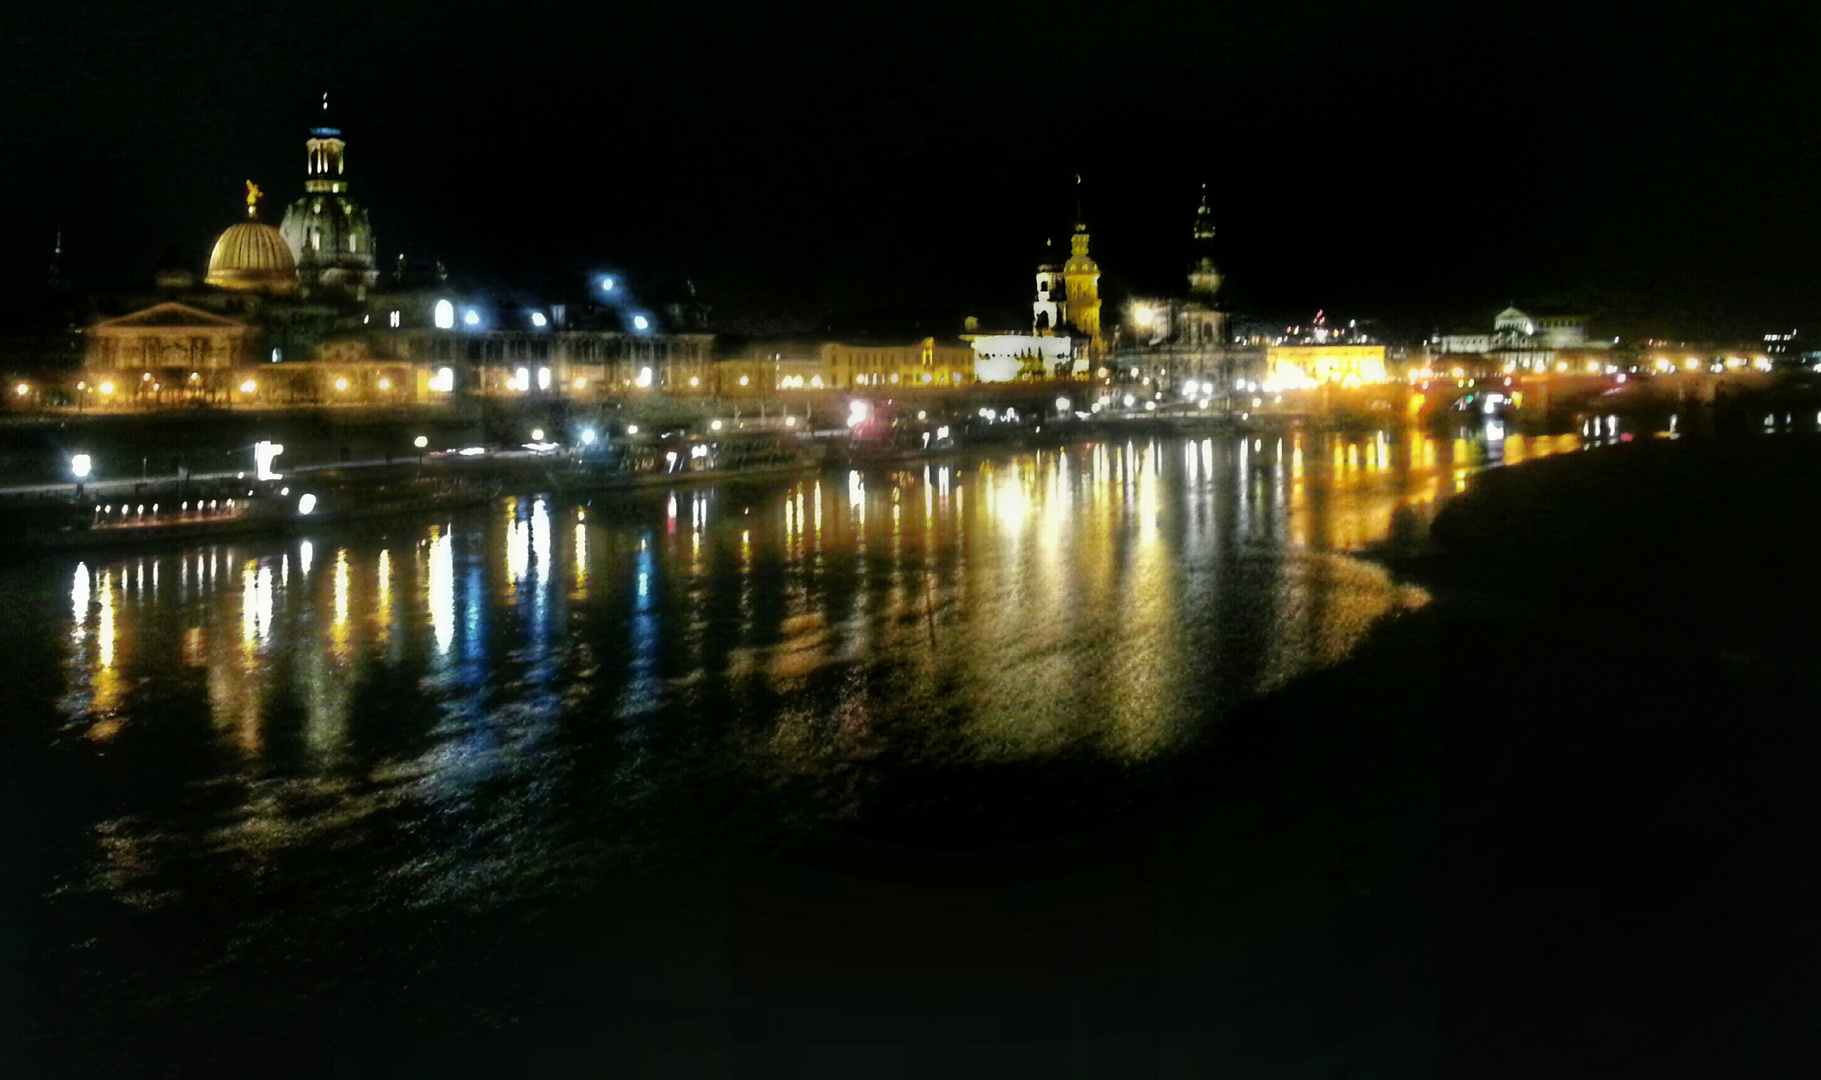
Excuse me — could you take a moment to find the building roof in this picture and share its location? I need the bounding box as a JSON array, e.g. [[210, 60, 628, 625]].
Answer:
[[206, 220, 298, 294], [91, 301, 249, 332]]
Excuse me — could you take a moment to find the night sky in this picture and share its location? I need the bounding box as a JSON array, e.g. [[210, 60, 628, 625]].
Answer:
[[2, 0, 1816, 338]]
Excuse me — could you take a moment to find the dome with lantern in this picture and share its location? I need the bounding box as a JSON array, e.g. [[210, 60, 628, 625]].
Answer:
[[277, 100, 378, 298]]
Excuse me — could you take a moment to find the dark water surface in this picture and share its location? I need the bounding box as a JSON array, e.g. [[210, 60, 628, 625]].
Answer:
[[2, 431, 1541, 1076]]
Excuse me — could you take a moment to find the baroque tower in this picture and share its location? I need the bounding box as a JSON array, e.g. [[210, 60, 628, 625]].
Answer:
[[278, 94, 378, 299], [1033, 238, 1067, 335], [1188, 184, 1221, 299], [1062, 224, 1102, 345]]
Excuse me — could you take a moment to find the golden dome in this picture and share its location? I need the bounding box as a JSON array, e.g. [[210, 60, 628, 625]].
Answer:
[[206, 220, 298, 294]]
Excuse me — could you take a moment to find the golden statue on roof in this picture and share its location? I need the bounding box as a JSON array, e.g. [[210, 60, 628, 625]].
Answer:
[[245, 180, 263, 218]]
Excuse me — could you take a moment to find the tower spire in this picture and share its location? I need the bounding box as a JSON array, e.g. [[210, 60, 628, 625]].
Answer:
[[1193, 183, 1215, 242], [1074, 173, 1083, 226]]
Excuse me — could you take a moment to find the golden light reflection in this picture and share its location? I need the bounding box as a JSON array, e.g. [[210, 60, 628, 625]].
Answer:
[[375, 548, 393, 645], [506, 500, 529, 588], [573, 520, 588, 595], [1136, 444, 1159, 544], [45, 433, 1550, 827], [331, 548, 352, 663], [93, 570, 120, 714], [428, 527, 454, 656]]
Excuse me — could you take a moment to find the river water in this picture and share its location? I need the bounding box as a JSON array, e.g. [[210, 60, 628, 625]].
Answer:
[[1, 427, 1582, 1073]]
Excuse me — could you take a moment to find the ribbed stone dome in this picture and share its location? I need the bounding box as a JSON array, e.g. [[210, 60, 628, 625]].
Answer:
[[206, 220, 298, 294]]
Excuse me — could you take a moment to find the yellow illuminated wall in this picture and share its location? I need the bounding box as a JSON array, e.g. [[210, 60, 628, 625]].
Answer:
[[1265, 345, 1389, 389], [821, 338, 973, 389]]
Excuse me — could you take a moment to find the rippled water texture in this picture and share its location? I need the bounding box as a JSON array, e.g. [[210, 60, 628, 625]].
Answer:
[[1, 430, 1530, 1068]]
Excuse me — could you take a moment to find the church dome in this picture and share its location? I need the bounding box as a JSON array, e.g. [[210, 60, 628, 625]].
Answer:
[[207, 220, 298, 294]]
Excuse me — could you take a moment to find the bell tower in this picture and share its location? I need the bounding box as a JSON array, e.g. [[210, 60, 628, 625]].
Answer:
[[1033, 238, 1066, 335], [1062, 224, 1102, 342], [1188, 185, 1221, 300]]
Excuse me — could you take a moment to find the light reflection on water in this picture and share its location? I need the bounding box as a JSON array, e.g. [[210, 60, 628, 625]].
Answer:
[[27, 431, 1544, 918]]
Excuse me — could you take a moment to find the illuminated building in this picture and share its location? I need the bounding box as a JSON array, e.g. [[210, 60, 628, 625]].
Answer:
[[712, 341, 826, 394], [85, 302, 256, 389], [1060, 224, 1103, 348], [1264, 344, 1389, 390], [966, 331, 1077, 383], [1432, 306, 1603, 371], [820, 338, 973, 388], [277, 97, 379, 299], [401, 324, 715, 396], [1033, 243, 1068, 335], [1111, 187, 1249, 397]]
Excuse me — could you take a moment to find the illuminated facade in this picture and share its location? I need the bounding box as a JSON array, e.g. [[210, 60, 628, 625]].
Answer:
[[967, 334, 1078, 382], [820, 338, 973, 389], [397, 328, 715, 395], [713, 342, 826, 395], [1061, 225, 1104, 348], [85, 303, 257, 403], [1434, 306, 1601, 370], [1264, 345, 1389, 390], [1033, 247, 1068, 335]]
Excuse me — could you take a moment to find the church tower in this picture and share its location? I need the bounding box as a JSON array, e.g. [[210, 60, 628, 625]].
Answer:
[[1033, 238, 1067, 335], [1062, 223, 1102, 344], [1188, 184, 1221, 300], [278, 94, 378, 299]]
